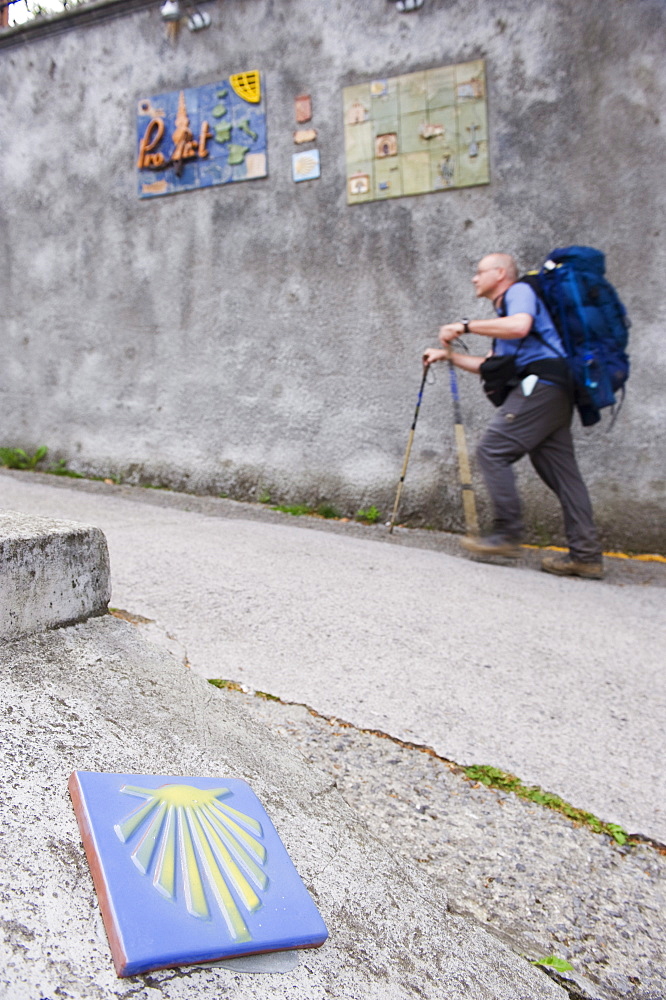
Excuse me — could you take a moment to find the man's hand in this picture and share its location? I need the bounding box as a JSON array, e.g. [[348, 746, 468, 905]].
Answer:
[[422, 346, 451, 367], [439, 322, 465, 345]]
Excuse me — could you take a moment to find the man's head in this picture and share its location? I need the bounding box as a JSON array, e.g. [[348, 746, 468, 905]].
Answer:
[[471, 253, 518, 300]]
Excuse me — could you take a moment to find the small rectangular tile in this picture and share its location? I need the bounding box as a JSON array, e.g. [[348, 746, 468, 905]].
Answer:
[[295, 94, 312, 123], [292, 149, 321, 182], [293, 128, 318, 144], [69, 771, 328, 977]]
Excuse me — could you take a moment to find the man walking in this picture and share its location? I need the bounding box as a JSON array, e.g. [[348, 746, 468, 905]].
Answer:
[[423, 252, 604, 579]]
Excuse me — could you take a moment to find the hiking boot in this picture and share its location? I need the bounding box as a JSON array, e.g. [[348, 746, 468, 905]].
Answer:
[[541, 554, 604, 579], [461, 535, 520, 558]]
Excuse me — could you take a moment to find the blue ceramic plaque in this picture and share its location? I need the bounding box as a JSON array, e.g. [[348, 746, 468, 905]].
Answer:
[[136, 72, 267, 198], [69, 771, 328, 976]]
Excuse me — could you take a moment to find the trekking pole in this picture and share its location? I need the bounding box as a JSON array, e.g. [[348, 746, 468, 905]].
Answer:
[[388, 365, 428, 534], [447, 347, 479, 537]]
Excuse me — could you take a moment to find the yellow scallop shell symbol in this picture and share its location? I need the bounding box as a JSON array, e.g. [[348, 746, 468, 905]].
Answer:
[[114, 783, 268, 942], [230, 71, 261, 104]]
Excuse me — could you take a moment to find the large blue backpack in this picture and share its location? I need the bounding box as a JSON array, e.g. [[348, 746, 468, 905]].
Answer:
[[522, 246, 630, 427]]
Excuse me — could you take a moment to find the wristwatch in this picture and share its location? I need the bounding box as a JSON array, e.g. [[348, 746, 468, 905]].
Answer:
[[461, 318, 470, 334]]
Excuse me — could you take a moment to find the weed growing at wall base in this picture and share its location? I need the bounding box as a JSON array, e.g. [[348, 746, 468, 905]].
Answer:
[[47, 459, 85, 479], [317, 503, 341, 519], [355, 505, 381, 524], [269, 500, 343, 519], [271, 502, 311, 516], [268, 499, 382, 523], [0, 445, 47, 470]]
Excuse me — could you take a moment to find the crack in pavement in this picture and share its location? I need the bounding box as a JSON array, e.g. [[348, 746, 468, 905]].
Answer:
[[103, 611, 666, 1000]]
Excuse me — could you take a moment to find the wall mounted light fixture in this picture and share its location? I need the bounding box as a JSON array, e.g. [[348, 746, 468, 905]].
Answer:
[[388, 0, 424, 11], [160, 0, 211, 38], [160, 0, 180, 20], [187, 9, 210, 30]]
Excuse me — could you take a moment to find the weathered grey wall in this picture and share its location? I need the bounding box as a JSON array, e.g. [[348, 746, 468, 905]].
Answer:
[[1, 0, 664, 549]]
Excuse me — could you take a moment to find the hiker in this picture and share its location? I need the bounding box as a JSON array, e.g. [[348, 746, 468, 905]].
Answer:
[[423, 252, 604, 579]]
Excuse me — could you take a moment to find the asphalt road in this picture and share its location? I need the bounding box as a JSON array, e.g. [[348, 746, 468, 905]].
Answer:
[[2, 469, 665, 844]]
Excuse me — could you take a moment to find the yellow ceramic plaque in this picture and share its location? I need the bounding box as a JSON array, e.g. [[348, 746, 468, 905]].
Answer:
[[230, 71, 261, 104]]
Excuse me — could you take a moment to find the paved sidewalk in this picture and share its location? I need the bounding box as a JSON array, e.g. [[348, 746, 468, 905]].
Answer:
[[225, 684, 666, 1000], [6, 617, 573, 1000], [1, 470, 665, 844]]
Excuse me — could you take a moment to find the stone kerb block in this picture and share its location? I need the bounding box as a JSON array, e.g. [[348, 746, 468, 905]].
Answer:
[[0, 509, 110, 642]]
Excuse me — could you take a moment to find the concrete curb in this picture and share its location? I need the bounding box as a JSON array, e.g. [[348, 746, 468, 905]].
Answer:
[[0, 509, 110, 642]]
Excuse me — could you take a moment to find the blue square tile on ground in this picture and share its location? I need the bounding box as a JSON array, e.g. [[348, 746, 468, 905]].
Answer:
[[69, 771, 328, 976]]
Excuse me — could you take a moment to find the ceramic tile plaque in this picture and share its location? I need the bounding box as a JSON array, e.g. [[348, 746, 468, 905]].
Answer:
[[292, 149, 321, 182], [136, 72, 267, 199], [295, 94, 312, 123], [69, 771, 328, 976], [343, 59, 489, 204]]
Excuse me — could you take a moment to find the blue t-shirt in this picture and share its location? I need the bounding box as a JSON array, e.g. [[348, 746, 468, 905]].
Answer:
[[493, 282, 565, 365]]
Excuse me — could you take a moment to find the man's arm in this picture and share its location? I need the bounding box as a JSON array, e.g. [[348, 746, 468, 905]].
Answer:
[[439, 313, 533, 345]]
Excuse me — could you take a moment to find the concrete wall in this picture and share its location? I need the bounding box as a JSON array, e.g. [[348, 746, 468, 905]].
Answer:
[[1, 0, 664, 550]]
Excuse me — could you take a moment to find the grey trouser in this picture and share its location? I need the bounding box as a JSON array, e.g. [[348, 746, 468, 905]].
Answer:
[[476, 381, 601, 561]]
